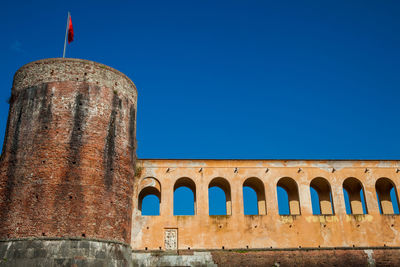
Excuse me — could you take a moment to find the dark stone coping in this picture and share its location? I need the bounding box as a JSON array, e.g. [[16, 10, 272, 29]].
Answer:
[[0, 237, 131, 248]]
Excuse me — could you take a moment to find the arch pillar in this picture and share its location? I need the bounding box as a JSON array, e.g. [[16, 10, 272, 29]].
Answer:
[[330, 176, 346, 215], [231, 177, 242, 216], [197, 173, 209, 217], [162, 176, 174, 217]]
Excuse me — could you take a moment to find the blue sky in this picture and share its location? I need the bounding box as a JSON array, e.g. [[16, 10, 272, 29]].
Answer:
[[2, 1, 400, 215]]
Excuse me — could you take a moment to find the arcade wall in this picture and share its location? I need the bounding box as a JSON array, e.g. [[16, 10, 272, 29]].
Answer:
[[132, 159, 400, 250]]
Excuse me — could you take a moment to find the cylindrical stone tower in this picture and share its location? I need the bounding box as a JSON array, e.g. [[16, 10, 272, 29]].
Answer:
[[0, 58, 137, 266]]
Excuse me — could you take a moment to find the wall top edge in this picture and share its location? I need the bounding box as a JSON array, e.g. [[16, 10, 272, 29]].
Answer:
[[138, 158, 400, 168]]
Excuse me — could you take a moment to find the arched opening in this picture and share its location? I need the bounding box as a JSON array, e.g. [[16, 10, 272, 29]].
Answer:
[[310, 177, 334, 215], [243, 177, 266, 215], [138, 177, 161, 216], [209, 177, 232, 215], [343, 177, 367, 214], [174, 177, 196, 215], [277, 177, 300, 215], [376, 178, 400, 214]]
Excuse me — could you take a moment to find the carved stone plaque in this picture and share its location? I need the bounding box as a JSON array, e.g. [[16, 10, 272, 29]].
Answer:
[[164, 228, 177, 250]]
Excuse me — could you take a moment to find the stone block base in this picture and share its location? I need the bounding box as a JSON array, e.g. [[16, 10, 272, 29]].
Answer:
[[0, 238, 132, 267]]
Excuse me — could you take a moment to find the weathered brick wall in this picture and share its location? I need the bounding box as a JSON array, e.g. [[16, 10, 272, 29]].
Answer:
[[0, 58, 137, 244], [210, 249, 400, 267], [130, 248, 400, 266], [210, 249, 369, 266]]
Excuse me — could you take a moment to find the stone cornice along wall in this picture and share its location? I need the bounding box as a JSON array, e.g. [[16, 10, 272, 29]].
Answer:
[[139, 159, 400, 168]]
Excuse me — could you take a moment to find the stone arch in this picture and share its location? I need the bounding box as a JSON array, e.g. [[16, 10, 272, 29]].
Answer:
[[277, 177, 300, 215], [376, 177, 400, 214], [138, 177, 161, 215], [243, 177, 266, 215], [343, 177, 367, 214], [208, 177, 232, 215], [310, 177, 334, 215], [174, 177, 196, 215]]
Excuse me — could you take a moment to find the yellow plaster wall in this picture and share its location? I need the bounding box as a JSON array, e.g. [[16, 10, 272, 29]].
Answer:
[[131, 159, 400, 250]]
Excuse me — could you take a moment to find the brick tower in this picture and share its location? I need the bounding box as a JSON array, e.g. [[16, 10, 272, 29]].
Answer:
[[0, 58, 137, 265]]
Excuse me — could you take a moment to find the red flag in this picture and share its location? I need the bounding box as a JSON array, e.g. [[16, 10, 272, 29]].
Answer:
[[68, 16, 74, 44]]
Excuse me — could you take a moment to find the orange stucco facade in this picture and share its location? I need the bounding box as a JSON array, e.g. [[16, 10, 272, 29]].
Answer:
[[132, 159, 400, 250]]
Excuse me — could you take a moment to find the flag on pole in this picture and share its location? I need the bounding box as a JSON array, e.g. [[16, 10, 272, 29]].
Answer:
[[63, 12, 74, 58], [68, 16, 74, 43]]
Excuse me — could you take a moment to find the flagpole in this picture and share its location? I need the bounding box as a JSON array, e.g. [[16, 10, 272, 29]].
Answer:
[[63, 12, 70, 58]]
